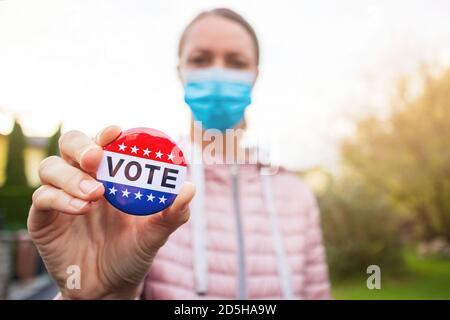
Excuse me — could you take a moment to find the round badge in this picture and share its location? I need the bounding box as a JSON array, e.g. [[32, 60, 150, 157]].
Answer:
[[96, 127, 187, 215]]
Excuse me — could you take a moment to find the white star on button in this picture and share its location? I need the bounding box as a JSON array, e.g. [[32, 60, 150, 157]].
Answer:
[[122, 189, 130, 198], [134, 191, 142, 200], [167, 152, 175, 161], [159, 195, 167, 204], [109, 186, 117, 195], [147, 193, 155, 202], [118, 143, 127, 151], [143, 148, 151, 156], [155, 150, 163, 159], [131, 145, 139, 154]]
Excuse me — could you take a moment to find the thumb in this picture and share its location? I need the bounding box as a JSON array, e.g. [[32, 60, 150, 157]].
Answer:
[[139, 182, 196, 248]]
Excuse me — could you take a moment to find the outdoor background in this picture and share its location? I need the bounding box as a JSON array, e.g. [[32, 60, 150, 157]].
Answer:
[[1, 0, 450, 299]]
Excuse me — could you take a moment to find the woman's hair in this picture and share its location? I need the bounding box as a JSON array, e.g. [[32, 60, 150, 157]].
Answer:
[[178, 8, 260, 66]]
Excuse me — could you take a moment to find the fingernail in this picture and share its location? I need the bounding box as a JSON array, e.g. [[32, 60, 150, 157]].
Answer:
[[70, 198, 89, 210], [80, 145, 101, 160], [80, 180, 102, 194]]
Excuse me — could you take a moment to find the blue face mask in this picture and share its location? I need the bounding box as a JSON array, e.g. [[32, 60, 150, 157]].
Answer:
[[183, 67, 255, 131]]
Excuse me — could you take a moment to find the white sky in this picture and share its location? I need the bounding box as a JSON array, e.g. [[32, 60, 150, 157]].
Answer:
[[1, 0, 450, 170]]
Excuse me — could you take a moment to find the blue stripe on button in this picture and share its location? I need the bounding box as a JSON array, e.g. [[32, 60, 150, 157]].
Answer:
[[98, 180, 178, 215]]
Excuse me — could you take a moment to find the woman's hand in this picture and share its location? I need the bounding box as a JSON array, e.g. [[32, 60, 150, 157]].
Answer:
[[28, 126, 195, 299]]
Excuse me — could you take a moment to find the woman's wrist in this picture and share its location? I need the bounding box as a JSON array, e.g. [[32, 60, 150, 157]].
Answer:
[[57, 287, 138, 300]]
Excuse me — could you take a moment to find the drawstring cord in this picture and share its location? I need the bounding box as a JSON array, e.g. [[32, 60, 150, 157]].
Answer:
[[191, 145, 208, 295], [260, 172, 294, 299]]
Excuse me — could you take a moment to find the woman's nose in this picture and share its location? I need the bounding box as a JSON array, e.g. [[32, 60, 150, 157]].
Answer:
[[211, 56, 226, 69]]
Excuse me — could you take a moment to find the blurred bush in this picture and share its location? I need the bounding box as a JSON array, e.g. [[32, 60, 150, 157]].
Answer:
[[0, 186, 35, 230], [318, 177, 404, 279]]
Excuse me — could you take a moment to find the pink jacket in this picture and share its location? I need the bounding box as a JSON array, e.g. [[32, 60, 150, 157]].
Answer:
[[140, 162, 331, 299]]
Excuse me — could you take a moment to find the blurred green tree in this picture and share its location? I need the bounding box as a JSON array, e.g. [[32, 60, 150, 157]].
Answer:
[[4, 119, 28, 187], [46, 124, 62, 157], [341, 69, 450, 241]]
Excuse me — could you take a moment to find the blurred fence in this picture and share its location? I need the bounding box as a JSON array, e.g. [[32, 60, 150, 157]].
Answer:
[[0, 230, 45, 299]]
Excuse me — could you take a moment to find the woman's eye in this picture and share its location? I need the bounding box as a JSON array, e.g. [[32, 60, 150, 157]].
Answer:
[[189, 56, 209, 66], [227, 59, 249, 69]]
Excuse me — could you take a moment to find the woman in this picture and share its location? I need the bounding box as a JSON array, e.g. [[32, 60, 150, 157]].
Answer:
[[28, 8, 330, 299]]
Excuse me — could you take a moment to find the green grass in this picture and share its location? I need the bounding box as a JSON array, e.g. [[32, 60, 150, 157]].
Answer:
[[331, 250, 450, 299]]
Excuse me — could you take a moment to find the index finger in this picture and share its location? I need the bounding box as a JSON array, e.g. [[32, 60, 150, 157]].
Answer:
[[59, 125, 121, 173]]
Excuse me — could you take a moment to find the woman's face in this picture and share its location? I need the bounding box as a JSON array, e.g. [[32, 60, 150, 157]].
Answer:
[[178, 14, 258, 76]]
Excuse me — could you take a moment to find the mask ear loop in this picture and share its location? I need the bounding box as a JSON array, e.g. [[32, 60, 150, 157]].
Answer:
[[190, 143, 208, 295]]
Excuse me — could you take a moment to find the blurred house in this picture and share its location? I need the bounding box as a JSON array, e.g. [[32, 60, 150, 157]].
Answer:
[[0, 134, 48, 187]]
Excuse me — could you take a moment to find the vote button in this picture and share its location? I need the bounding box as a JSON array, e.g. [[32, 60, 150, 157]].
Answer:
[[96, 127, 187, 215]]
